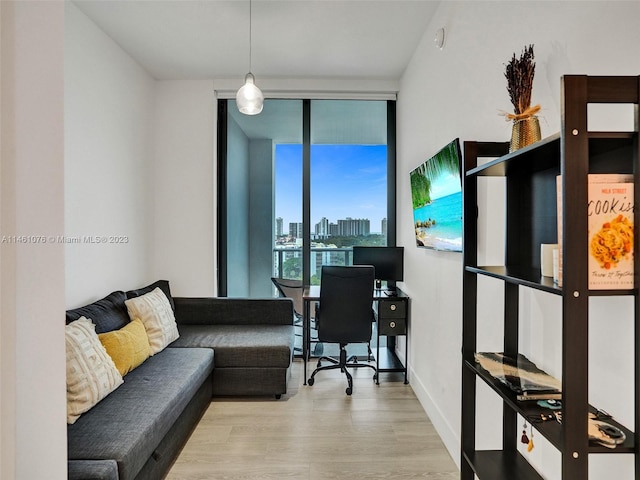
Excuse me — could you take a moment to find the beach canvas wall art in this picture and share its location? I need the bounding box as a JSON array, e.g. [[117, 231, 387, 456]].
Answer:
[[410, 139, 462, 252]]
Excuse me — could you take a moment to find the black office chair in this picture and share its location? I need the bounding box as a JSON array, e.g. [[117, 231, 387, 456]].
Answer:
[[271, 277, 323, 356], [307, 265, 377, 395]]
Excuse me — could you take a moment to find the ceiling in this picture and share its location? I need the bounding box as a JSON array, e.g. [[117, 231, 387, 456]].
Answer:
[[72, 0, 440, 81]]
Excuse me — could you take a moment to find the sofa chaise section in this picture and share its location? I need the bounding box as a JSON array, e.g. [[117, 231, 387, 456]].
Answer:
[[171, 297, 295, 398]]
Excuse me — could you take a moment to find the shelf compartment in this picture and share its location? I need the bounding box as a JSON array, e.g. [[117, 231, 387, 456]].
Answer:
[[465, 132, 635, 178], [588, 134, 636, 173], [466, 133, 560, 178], [464, 450, 543, 480], [465, 265, 636, 297], [465, 265, 561, 294], [465, 360, 635, 454], [376, 346, 405, 372]]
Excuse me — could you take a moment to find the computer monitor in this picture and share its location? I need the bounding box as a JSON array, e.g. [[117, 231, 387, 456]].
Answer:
[[352, 246, 404, 287]]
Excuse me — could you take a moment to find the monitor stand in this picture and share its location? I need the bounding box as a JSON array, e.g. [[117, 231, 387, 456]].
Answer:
[[375, 279, 398, 296]]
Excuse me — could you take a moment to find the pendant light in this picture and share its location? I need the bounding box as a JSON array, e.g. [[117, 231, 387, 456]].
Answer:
[[236, 0, 263, 115]]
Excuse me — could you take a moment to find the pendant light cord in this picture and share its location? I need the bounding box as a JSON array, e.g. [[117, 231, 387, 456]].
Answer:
[[249, 0, 253, 73]]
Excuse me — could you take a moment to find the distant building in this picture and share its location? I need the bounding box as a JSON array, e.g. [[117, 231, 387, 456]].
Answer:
[[381, 218, 387, 237], [337, 217, 370, 236], [289, 222, 303, 239], [315, 217, 330, 239], [286, 217, 372, 239], [275, 217, 283, 237]]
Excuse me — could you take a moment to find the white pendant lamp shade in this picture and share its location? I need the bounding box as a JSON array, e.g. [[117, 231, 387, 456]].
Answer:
[[236, 0, 263, 115], [236, 72, 264, 115]]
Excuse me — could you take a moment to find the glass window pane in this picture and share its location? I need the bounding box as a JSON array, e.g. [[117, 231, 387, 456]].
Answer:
[[226, 99, 302, 296], [274, 143, 302, 280], [309, 100, 388, 285]]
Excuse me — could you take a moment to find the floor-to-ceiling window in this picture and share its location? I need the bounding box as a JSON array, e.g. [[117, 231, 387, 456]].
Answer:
[[218, 98, 395, 297], [308, 100, 391, 284]]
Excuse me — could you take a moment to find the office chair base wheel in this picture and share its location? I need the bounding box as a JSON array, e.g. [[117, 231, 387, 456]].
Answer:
[[308, 377, 315, 386], [345, 387, 352, 395]]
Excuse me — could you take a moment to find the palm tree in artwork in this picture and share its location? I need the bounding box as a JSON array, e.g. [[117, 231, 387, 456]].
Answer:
[[410, 142, 460, 209]]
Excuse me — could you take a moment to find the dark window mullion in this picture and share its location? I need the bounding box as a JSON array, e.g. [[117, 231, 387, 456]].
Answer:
[[302, 100, 311, 286], [387, 100, 397, 246], [217, 99, 228, 296]]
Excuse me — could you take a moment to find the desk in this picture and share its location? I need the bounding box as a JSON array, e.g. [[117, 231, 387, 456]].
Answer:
[[302, 286, 409, 385]]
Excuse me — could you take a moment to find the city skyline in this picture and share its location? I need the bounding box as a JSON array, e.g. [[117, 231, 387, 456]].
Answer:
[[276, 216, 387, 237], [275, 144, 388, 232]]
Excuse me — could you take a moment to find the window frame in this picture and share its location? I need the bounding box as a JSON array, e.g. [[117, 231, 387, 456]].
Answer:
[[216, 98, 397, 296]]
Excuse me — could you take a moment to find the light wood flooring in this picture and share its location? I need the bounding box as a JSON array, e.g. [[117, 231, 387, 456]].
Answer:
[[167, 359, 459, 480]]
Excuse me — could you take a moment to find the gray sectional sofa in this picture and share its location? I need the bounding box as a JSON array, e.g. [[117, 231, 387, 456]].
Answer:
[[66, 280, 294, 480]]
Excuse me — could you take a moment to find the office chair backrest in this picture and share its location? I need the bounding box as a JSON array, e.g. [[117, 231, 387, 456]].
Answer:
[[317, 265, 375, 344], [271, 277, 304, 318]]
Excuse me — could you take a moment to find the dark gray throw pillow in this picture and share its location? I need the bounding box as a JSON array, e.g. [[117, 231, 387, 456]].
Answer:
[[65, 290, 130, 334]]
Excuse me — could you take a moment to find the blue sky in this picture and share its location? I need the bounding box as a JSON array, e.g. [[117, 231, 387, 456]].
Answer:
[[275, 144, 388, 233], [429, 172, 461, 200]]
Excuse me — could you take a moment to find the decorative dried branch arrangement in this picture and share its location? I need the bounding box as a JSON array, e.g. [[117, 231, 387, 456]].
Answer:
[[503, 44, 540, 120]]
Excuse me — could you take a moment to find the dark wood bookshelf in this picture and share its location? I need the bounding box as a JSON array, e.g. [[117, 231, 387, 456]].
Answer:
[[461, 76, 640, 479]]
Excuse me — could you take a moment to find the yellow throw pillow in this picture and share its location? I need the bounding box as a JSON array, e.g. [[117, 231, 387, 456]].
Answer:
[[99, 318, 151, 376]]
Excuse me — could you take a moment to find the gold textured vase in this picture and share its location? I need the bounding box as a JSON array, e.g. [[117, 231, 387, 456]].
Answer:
[[509, 115, 541, 152]]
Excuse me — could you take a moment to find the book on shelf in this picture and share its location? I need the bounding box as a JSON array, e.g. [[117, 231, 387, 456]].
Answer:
[[474, 352, 561, 401], [556, 174, 634, 289], [516, 391, 562, 401]]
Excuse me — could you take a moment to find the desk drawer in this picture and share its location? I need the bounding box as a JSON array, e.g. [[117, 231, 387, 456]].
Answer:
[[377, 299, 406, 319], [379, 317, 406, 336]]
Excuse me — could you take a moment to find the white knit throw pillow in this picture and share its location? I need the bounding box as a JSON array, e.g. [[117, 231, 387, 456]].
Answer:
[[125, 287, 179, 355], [66, 317, 123, 424]]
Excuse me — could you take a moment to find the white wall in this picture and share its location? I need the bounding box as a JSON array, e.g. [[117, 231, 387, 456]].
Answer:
[[152, 80, 216, 297], [64, 2, 155, 307], [397, 2, 640, 479], [1, 1, 66, 478]]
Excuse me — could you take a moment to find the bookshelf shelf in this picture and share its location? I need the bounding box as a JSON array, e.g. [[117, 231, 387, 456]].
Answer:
[[463, 451, 543, 480], [465, 360, 635, 454], [461, 75, 640, 479], [464, 265, 562, 295]]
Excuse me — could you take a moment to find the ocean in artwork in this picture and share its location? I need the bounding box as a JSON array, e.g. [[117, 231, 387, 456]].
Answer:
[[413, 191, 462, 251]]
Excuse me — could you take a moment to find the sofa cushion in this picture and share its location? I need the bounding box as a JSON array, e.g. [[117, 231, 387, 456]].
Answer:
[[66, 317, 124, 424], [67, 347, 214, 480], [125, 288, 179, 355], [174, 297, 293, 326], [68, 459, 119, 480], [126, 279, 175, 312], [66, 291, 130, 334], [98, 318, 151, 376], [172, 324, 293, 368]]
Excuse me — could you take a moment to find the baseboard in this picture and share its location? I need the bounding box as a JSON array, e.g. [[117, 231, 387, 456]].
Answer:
[[408, 365, 461, 470]]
